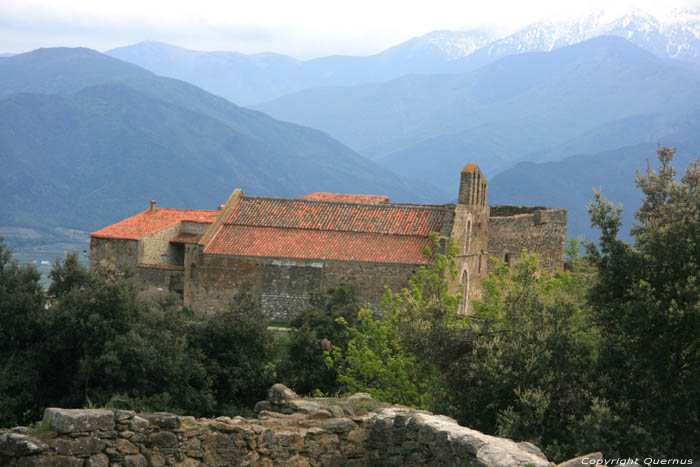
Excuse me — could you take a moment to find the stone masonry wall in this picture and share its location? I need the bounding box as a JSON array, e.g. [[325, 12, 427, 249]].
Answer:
[[488, 207, 567, 273], [89, 238, 138, 273], [0, 385, 556, 467], [184, 244, 423, 321], [139, 224, 183, 266]]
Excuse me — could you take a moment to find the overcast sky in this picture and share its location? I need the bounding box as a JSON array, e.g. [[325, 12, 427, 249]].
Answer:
[[2, 0, 700, 58]]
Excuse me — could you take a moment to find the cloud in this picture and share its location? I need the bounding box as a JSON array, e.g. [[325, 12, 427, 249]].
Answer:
[[2, 0, 700, 57]]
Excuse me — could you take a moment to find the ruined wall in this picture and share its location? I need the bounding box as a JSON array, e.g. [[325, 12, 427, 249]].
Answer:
[[89, 238, 138, 273], [0, 387, 553, 467], [488, 206, 567, 273]]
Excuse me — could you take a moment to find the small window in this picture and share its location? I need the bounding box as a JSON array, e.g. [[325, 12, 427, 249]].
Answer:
[[465, 219, 472, 253], [505, 253, 512, 265]]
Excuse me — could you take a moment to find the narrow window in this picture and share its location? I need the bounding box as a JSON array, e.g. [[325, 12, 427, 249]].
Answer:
[[465, 219, 472, 253], [459, 268, 470, 314]]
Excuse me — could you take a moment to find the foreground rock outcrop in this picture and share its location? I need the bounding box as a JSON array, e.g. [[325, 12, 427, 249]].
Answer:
[[1, 384, 555, 466]]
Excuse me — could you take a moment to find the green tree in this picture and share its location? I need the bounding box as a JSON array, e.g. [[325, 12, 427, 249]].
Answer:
[[326, 234, 460, 408], [441, 251, 598, 461], [47, 252, 90, 300], [587, 147, 700, 456], [191, 291, 274, 416], [0, 238, 46, 427], [275, 284, 362, 396]]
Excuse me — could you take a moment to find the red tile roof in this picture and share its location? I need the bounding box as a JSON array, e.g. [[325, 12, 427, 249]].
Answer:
[[204, 196, 448, 263], [300, 192, 389, 204], [205, 226, 434, 264], [224, 197, 445, 236], [463, 163, 478, 173], [91, 208, 218, 240]]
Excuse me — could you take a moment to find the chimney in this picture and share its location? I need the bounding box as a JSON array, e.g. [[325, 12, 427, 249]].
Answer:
[[218, 204, 225, 211], [150, 200, 156, 212]]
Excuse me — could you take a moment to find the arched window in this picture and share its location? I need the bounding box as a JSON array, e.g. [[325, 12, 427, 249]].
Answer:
[[459, 267, 470, 314]]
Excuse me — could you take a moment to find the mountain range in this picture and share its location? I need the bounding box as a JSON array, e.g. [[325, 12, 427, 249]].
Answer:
[[0, 48, 428, 243], [106, 9, 700, 106], [256, 37, 700, 172]]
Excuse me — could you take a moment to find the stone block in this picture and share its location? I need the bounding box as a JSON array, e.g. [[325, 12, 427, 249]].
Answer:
[[0, 432, 49, 457], [85, 453, 109, 467], [43, 408, 115, 434], [123, 453, 148, 467], [321, 418, 356, 434], [50, 437, 105, 456], [128, 416, 149, 432], [143, 412, 180, 429], [149, 431, 177, 448]]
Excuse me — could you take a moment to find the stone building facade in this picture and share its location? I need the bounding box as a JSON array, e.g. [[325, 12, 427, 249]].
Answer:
[[90, 164, 567, 320]]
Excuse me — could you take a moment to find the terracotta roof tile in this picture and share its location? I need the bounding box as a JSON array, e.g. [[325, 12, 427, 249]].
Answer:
[[463, 163, 478, 173], [225, 197, 445, 236], [91, 208, 218, 240], [300, 192, 389, 204], [204, 226, 433, 264]]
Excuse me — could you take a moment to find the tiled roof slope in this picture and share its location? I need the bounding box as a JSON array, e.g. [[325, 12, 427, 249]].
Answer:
[[224, 197, 445, 236], [300, 192, 389, 204], [205, 196, 449, 264], [205, 226, 435, 264], [91, 209, 218, 240]]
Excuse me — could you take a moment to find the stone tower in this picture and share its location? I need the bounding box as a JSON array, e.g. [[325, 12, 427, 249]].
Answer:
[[450, 163, 490, 313]]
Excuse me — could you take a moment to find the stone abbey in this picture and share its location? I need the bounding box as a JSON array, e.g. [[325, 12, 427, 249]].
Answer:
[[90, 164, 567, 320]]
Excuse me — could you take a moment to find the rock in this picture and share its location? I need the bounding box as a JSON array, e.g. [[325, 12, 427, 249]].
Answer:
[[17, 454, 84, 466], [321, 418, 357, 433], [254, 400, 274, 413], [143, 412, 180, 429], [347, 392, 373, 401], [268, 383, 298, 406], [50, 437, 105, 456], [148, 431, 177, 448], [287, 400, 321, 414], [113, 410, 136, 422], [0, 432, 49, 456], [123, 454, 148, 467], [518, 441, 548, 459], [85, 453, 109, 467], [128, 416, 149, 432], [558, 452, 604, 467], [10, 427, 30, 434], [43, 408, 115, 434]]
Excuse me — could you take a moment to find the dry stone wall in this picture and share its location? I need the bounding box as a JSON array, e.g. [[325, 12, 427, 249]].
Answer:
[[1, 385, 559, 467]]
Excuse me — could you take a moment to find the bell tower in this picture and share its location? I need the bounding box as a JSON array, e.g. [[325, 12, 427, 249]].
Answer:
[[458, 163, 488, 206]]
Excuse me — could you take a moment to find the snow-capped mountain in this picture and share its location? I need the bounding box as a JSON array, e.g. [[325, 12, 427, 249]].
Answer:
[[378, 29, 496, 61], [419, 9, 700, 65]]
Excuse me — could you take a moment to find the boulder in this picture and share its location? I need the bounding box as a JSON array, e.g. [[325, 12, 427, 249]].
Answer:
[[268, 384, 298, 406], [557, 452, 604, 467]]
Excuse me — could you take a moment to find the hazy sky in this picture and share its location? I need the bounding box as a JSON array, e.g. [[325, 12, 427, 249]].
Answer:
[[2, 0, 700, 58]]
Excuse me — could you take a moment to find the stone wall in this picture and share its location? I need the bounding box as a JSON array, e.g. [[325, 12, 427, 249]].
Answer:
[[185, 245, 423, 321], [0, 385, 556, 467], [488, 206, 567, 273], [137, 265, 185, 296], [448, 203, 489, 313], [89, 238, 139, 273], [140, 224, 183, 266]]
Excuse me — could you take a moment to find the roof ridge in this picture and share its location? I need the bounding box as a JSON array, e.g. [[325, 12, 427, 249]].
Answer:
[[243, 195, 449, 211], [221, 223, 438, 237]]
